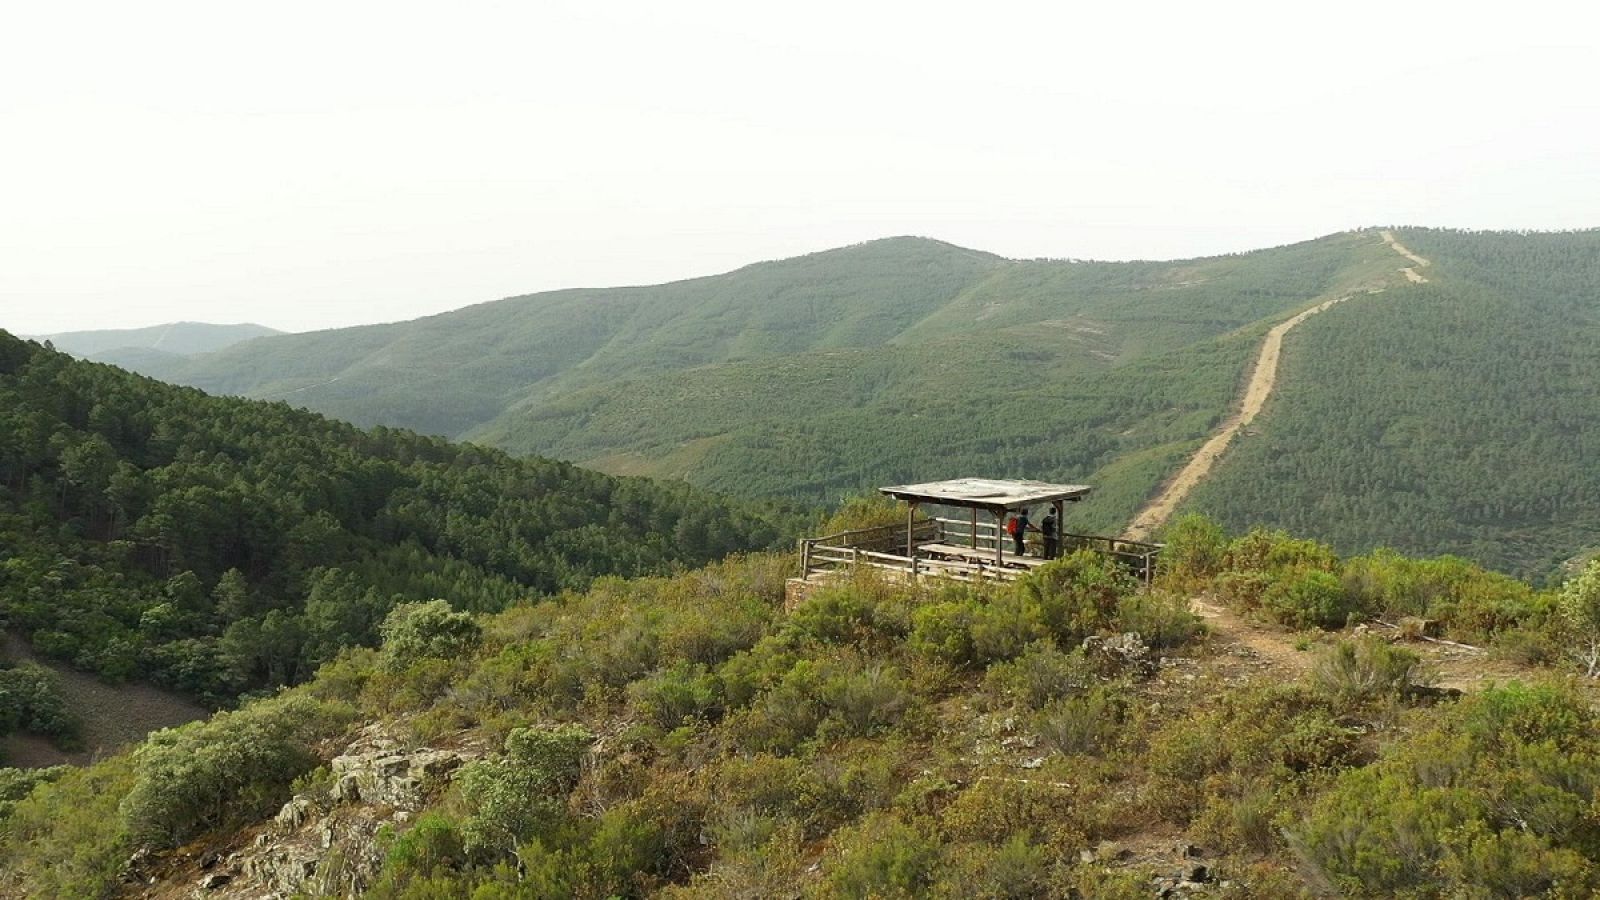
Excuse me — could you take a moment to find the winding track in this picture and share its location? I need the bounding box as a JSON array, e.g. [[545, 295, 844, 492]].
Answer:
[[1122, 231, 1431, 541]]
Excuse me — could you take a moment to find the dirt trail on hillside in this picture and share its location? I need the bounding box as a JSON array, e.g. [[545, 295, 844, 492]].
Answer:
[[1122, 232, 1434, 542], [1122, 293, 1352, 541], [1189, 596, 1594, 701], [1382, 229, 1431, 283]]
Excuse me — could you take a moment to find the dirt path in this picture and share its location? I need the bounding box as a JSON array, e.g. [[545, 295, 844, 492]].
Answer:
[[1381, 230, 1431, 283], [1122, 292, 1352, 541], [1188, 595, 1591, 700], [1123, 232, 1434, 541]]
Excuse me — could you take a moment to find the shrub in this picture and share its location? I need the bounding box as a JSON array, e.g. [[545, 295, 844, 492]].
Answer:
[[934, 834, 1054, 899], [785, 585, 873, 646], [1312, 637, 1429, 704], [1113, 591, 1202, 650], [1296, 681, 1600, 897], [457, 724, 593, 863], [984, 641, 1095, 710], [0, 765, 68, 819], [376, 812, 467, 883], [968, 593, 1047, 666], [1560, 559, 1600, 677], [629, 662, 723, 730], [909, 601, 977, 667], [1225, 529, 1339, 575], [0, 663, 81, 749], [1032, 686, 1122, 756], [379, 600, 482, 672], [121, 693, 354, 847], [1261, 570, 1358, 630], [821, 812, 940, 899], [821, 664, 910, 737], [1156, 513, 1228, 590], [1019, 551, 1138, 645]]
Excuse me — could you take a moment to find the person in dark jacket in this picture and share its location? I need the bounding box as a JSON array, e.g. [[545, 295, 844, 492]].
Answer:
[[1012, 509, 1032, 556], [1040, 509, 1059, 559]]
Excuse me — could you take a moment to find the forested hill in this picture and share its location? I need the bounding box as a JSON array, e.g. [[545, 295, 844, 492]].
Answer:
[[0, 331, 786, 705], [29, 321, 280, 360], [1189, 228, 1600, 580], [122, 231, 1401, 521]]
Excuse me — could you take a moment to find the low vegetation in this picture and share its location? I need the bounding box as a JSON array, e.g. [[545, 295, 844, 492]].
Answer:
[[2, 523, 1596, 897]]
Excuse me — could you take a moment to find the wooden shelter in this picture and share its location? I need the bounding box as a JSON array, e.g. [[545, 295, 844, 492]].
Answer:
[[879, 477, 1091, 566], [796, 477, 1162, 587]]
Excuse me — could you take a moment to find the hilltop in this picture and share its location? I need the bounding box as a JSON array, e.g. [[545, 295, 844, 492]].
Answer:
[[27, 321, 280, 361], [105, 228, 1600, 579], [127, 233, 1398, 522], [3, 513, 1597, 898]]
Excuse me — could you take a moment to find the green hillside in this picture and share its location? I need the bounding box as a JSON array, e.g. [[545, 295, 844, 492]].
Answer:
[[5, 520, 1598, 898], [106, 229, 1600, 579], [29, 321, 280, 359], [1188, 228, 1600, 581], [145, 233, 1398, 530], [0, 332, 787, 709]]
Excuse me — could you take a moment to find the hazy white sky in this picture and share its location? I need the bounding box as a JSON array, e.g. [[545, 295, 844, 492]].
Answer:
[[4, 0, 1598, 335]]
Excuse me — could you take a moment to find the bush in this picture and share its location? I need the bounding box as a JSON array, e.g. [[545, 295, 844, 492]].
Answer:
[[984, 641, 1095, 710], [1032, 687, 1122, 756], [629, 662, 723, 730], [0, 663, 81, 749], [909, 601, 977, 667], [379, 600, 482, 672], [1261, 570, 1358, 630], [0, 765, 68, 819], [968, 593, 1046, 666], [1156, 513, 1228, 590], [820, 664, 910, 737], [821, 812, 940, 899], [1113, 591, 1202, 649], [785, 585, 873, 646], [457, 724, 594, 863], [1312, 637, 1429, 704], [1296, 681, 1600, 897], [120, 693, 354, 847], [1019, 551, 1138, 645], [934, 833, 1054, 899]]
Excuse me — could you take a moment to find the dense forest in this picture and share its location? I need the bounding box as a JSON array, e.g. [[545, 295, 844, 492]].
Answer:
[[119, 232, 1401, 531], [1190, 228, 1600, 580], [0, 331, 789, 708], [3, 515, 1597, 898]]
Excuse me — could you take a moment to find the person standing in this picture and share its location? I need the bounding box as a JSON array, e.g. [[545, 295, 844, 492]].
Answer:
[[1040, 509, 1059, 560], [1012, 509, 1032, 556]]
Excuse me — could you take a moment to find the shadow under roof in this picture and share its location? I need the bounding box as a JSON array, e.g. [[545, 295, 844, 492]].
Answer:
[[880, 477, 1092, 512]]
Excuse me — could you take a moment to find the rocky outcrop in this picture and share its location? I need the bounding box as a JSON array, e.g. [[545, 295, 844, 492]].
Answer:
[[187, 724, 481, 900]]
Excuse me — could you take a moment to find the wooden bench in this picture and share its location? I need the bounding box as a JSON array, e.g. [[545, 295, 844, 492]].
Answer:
[[917, 542, 1050, 569]]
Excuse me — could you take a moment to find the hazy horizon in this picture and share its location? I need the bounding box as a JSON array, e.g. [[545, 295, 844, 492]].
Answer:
[[6, 1, 1598, 335], [13, 225, 1576, 338]]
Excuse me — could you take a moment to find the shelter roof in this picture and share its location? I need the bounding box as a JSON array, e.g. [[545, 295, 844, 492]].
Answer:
[[879, 477, 1092, 512]]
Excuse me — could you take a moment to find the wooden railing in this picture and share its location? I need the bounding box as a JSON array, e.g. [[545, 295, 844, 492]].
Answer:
[[798, 519, 1162, 586]]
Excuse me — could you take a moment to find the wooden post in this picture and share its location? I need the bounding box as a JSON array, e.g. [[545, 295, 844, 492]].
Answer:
[[970, 508, 979, 550], [1052, 499, 1063, 560], [994, 509, 1005, 566], [800, 539, 812, 578], [906, 502, 918, 560]]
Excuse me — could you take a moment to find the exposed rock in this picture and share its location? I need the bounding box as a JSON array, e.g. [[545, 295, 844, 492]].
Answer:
[[1083, 632, 1155, 674], [197, 723, 483, 899], [273, 796, 314, 830], [198, 872, 232, 890]]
